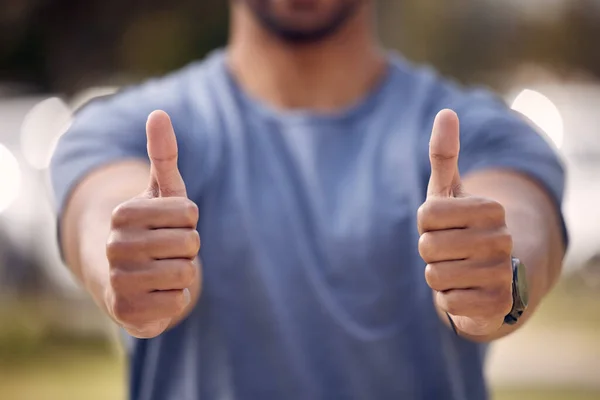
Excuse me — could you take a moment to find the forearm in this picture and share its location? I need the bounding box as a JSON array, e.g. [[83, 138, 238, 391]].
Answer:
[[505, 198, 564, 315], [448, 170, 565, 342], [76, 199, 116, 315], [61, 163, 145, 315]]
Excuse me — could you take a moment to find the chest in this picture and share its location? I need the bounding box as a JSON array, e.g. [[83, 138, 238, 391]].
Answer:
[[194, 119, 430, 335], [202, 116, 424, 250]]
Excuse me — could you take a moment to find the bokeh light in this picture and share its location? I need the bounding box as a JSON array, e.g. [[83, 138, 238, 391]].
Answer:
[[511, 89, 565, 149], [20, 97, 72, 170]]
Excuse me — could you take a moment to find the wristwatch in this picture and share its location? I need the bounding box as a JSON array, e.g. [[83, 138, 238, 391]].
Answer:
[[503, 256, 529, 325], [446, 256, 529, 335]]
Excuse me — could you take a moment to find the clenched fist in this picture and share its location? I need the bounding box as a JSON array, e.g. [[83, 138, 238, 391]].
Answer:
[[105, 111, 201, 339], [418, 110, 514, 337]]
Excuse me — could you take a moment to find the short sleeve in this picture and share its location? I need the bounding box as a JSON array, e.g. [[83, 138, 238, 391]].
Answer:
[[454, 90, 569, 246], [50, 65, 201, 219]]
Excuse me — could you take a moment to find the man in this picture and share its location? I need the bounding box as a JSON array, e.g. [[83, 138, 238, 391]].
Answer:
[[50, 1, 567, 399]]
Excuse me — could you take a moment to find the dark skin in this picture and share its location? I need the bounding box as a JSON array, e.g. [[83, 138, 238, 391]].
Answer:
[[240, 0, 362, 43], [420, 110, 565, 340], [60, 0, 565, 340]]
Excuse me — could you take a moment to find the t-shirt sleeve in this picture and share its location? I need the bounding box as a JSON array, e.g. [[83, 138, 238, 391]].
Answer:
[[49, 68, 199, 220], [453, 89, 569, 246]]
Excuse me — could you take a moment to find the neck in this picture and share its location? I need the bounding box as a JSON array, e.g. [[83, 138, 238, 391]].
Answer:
[[227, 3, 386, 112]]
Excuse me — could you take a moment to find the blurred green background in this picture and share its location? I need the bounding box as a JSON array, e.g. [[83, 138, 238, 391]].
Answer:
[[1, 0, 599, 399], [1, 278, 598, 400]]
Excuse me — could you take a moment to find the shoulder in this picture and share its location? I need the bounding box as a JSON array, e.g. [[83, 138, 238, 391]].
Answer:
[[51, 51, 230, 206], [58, 50, 232, 169], [390, 55, 565, 194], [388, 55, 558, 164], [73, 51, 227, 130], [388, 54, 518, 133]]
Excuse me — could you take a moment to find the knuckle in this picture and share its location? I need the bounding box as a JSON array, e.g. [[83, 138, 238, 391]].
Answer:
[[184, 230, 201, 256], [111, 296, 135, 323], [109, 268, 129, 292], [480, 198, 506, 224], [418, 233, 433, 261], [424, 264, 441, 290], [182, 200, 199, 225], [111, 200, 139, 228], [417, 200, 438, 224], [151, 153, 178, 165], [106, 232, 127, 262], [481, 228, 513, 259], [174, 260, 197, 287], [492, 201, 507, 221], [430, 153, 455, 163], [494, 228, 513, 257]]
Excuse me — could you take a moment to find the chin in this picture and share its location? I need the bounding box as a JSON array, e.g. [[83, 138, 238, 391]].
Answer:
[[243, 0, 362, 44]]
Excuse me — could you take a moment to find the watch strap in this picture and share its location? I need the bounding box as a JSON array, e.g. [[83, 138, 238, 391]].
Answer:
[[446, 312, 459, 335], [503, 256, 526, 325]]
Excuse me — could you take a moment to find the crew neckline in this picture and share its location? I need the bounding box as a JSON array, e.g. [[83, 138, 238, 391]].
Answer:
[[212, 49, 402, 125]]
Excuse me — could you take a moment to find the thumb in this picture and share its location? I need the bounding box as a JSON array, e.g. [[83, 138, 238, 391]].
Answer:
[[427, 109, 462, 198], [145, 110, 187, 198]]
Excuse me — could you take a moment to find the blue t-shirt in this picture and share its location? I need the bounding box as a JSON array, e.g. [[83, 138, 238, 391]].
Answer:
[[51, 50, 566, 400]]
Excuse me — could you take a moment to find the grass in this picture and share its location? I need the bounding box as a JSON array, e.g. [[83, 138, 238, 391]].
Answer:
[[0, 299, 124, 400], [1, 346, 597, 400], [493, 389, 600, 400], [0, 279, 598, 400], [529, 277, 600, 331], [0, 344, 125, 400], [1, 341, 598, 400]]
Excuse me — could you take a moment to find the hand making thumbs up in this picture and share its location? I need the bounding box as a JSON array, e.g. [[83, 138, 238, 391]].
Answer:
[[105, 110, 201, 339], [417, 110, 514, 337]]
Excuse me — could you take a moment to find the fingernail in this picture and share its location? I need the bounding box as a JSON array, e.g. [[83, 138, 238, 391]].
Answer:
[[183, 288, 191, 306]]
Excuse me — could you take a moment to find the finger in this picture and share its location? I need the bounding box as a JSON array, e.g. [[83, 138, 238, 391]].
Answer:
[[124, 320, 171, 339], [147, 259, 199, 291], [418, 228, 512, 264], [427, 109, 462, 198], [145, 229, 200, 260], [107, 229, 200, 263], [417, 197, 506, 234], [146, 290, 188, 319], [110, 259, 198, 293], [111, 197, 199, 230], [146, 110, 187, 198], [436, 287, 512, 320], [425, 259, 511, 292], [114, 290, 187, 325]]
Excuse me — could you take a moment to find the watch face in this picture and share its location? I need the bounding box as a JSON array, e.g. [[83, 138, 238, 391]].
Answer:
[[516, 261, 529, 308]]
